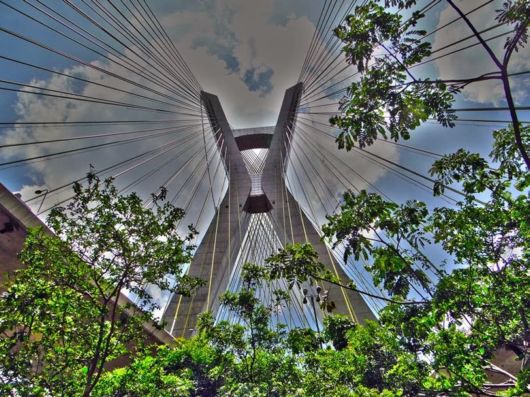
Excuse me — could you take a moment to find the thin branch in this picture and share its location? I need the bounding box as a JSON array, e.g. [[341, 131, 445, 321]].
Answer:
[[307, 271, 428, 305], [446, 0, 503, 70]]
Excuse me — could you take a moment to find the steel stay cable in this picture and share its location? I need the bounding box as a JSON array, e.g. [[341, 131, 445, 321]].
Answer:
[[172, 131, 225, 229], [113, 0, 200, 92], [431, 22, 504, 55], [127, 0, 198, 92], [4, 0, 200, 110], [306, 0, 490, 85], [287, 127, 339, 216], [137, 0, 198, 85], [299, 64, 352, 104], [111, 130, 203, 180], [0, 124, 197, 170], [76, 0, 199, 99], [295, 116, 460, 203], [302, 23, 511, 105], [300, 0, 334, 82], [300, 101, 530, 116], [119, 139, 204, 194], [119, 0, 200, 93], [120, 133, 209, 198], [24, 129, 202, 203], [82, 0, 200, 102], [301, 16, 514, 107], [46, 0, 200, 103], [35, 131, 202, 215], [301, 126, 448, 202], [0, 85, 199, 119], [284, 129, 404, 307], [302, 0, 358, 85], [5, 0, 185, 98], [140, 0, 201, 90], [302, 1, 357, 88], [420, 0, 494, 41], [0, 54, 197, 112], [295, 124, 363, 195], [114, 130, 206, 196], [303, 50, 345, 96], [90, 0, 197, 95], [302, 0, 345, 85], [28, 1, 201, 112], [143, 143, 217, 208], [352, 146, 457, 205], [300, 2, 502, 98], [295, 119, 391, 200], [304, 25, 517, 106], [277, 137, 388, 307], [0, 27, 201, 111], [284, 131, 360, 316], [302, 0, 358, 89], [0, 122, 202, 149], [0, 119, 204, 127], [414, 29, 513, 69], [296, 114, 443, 159], [193, 141, 228, 231], [302, 0, 368, 87], [0, 80, 201, 116], [167, 126, 220, 208]]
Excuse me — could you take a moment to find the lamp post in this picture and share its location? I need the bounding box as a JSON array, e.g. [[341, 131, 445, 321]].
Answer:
[[302, 285, 328, 346], [34, 188, 48, 214]]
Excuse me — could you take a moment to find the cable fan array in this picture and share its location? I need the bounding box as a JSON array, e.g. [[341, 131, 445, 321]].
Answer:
[[1, 1, 529, 323], [0, 1, 229, 241], [285, 0, 530, 311], [0, 1, 230, 319]]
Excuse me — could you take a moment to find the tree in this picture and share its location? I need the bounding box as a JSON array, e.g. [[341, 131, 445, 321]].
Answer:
[[0, 174, 202, 396], [96, 263, 305, 397], [87, 127, 529, 396], [257, 125, 529, 395], [310, 2, 530, 392], [322, 112, 529, 394], [331, 0, 530, 169]]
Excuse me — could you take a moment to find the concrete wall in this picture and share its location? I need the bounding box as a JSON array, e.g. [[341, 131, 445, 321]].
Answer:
[[0, 183, 173, 347]]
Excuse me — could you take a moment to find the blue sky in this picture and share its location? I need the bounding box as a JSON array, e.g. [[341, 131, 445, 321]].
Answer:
[[0, 1, 529, 309], [1, 0, 529, 220]]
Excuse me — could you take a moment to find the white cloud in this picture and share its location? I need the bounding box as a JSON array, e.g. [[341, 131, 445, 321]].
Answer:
[[2, 0, 397, 235], [160, 0, 315, 128]]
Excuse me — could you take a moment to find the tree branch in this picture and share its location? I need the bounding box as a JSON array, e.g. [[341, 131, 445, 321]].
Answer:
[[446, 0, 503, 70], [307, 271, 428, 305]]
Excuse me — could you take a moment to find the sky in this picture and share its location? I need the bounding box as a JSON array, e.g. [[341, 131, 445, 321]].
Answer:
[[0, 0, 529, 311], [1, 1, 528, 185]]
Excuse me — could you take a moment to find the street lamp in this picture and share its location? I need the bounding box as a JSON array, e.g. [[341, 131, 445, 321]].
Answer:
[[302, 285, 328, 341], [34, 188, 48, 214]]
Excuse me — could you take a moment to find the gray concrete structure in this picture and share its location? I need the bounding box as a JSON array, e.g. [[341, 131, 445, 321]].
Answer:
[[162, 84, 375, 338], [0, 183, 174, 347]]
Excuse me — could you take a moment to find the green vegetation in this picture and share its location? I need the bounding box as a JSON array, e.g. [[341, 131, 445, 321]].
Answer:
[[2, 127, 527, 395], [331, 0, 530, 169], [1, 0, 528, 396], [0, 174, 202, 396]]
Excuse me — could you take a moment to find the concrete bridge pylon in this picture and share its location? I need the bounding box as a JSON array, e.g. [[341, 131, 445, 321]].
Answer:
[[162, 83, 376, 338]]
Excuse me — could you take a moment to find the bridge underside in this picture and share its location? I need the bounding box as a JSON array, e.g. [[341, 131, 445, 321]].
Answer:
[[162, 83, 376, 339]]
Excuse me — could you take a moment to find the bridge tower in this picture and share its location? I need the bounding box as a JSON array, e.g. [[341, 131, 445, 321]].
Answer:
[[162, 83, 376, 338]]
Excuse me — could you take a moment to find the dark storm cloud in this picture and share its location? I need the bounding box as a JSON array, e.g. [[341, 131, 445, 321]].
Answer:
[[192, 36, 240, 73], [242, 66, 274, 95]]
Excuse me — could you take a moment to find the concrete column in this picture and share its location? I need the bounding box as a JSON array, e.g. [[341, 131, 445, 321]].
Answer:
[[164, 84, 375, 338], [162, 92, 252, 338], [262, 83, 376, 324]]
